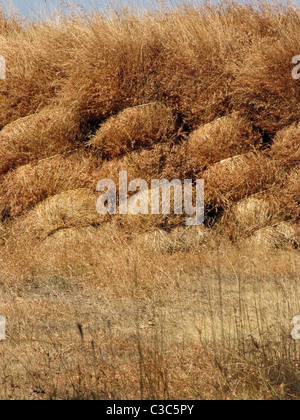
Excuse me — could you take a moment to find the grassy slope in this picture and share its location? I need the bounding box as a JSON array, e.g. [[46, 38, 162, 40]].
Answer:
[[0, 1, 299, 399]]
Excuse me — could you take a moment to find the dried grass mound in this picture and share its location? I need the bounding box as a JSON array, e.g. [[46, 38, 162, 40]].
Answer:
[[40, 225, 114, 251], [247, 222, 299, 250], [92, 142, 180, 191], [0, 106, 81, 175], [224, 195, 279, 238], [271, 123, 300, 170], [203, 153, 280, 208], [179, 113, 262, 178], [1, 2, 299, 252], [114, 183, 194, 233], [89, 103, 177, 158], [14, 189, 104, 240], [285, 168, 300, 200], [277, 222, 300, 248], [0, 20, 80, 129], [279, 168, 300, 221], [132, 225, 211, 254], [0, 150, 99, 219]]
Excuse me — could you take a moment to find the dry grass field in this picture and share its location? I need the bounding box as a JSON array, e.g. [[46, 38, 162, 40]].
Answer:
[[0, 1, 299, 400]]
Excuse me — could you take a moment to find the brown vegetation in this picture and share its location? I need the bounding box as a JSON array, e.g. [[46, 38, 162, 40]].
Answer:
[[0, 1, 299, 400], [89, 102, 177, 159]]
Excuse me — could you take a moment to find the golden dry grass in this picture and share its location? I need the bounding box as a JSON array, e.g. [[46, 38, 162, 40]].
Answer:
[[89, 103, 177, 159], [271, 123, 300, 170], [0, 105, 82, 176], [0, 0, 299, 400], [203, 152, 280, 208], [0, 230, 299, 400], [0, 150, 98, 218], [11, 188, 105, 240], [177, 113, 262, 178]]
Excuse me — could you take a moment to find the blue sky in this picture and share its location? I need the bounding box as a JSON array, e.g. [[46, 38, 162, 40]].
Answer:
[[1, 0, 299, 19], [2, 0, 181, 18]]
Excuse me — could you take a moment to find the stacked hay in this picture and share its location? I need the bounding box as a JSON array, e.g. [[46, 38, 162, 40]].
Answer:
[[271, 123, 300, 170], [109, 193, 185, 234], [0, 150, 98, 219], [92, 112, 262, 199], [0, 105, 81, 175], [89, 103, 177, 158], [92, 142, 179, 190], [0, 2, 299, 255], [132, 225, 212, 254], [13, 189, 104, 240], [203, 153, 280, 208], [177, 113, 262, 178], [123, 182, 187, 231], [223, 195, 279, 238]]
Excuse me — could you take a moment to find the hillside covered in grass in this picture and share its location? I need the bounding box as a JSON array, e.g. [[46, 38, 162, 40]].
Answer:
[[0, 1, 299, 400], [0, 1, 299, 247]]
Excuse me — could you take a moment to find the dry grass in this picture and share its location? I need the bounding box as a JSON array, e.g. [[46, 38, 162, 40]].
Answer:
[[230, 30, 300, 134], [10, 188, 105, 241], [280, 169, 300, 222], [89, 103, 177, 159], [92, 143, 181, 190], [0, 105, 82, 176], [0, 18, 81, 128], [203, 152, 280, 209], [0, 0, 299, 400], [0, 231, 299, 400], [0, 150, 98, 219], [177, 113, 262, 178], [224, 195, 279, 236], [271, 123, 300, 170], [246, 222, 299, 250]]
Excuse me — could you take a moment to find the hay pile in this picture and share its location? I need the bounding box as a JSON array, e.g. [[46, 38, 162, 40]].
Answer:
[[245, 222, 300, 250], [0, 106, 81, 175], [271, 124, 300, 169], [0, 150, 98, 219], [12, 189, 105, 240], [0, 1, 299, 251], [279, 168, 300, 222], [89, 103, 177, 158], [226, 195, 279, 236], [92, 143, 179, 191], [132, 225, 212, 254], [177, 114, 262, 178]]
